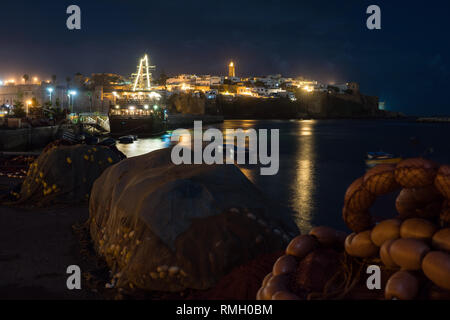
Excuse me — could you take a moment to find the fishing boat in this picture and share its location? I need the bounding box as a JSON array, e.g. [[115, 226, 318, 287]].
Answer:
[[365, 151, 402, 167], [109, 100, 167, 137], [108, 54, 167, 137]]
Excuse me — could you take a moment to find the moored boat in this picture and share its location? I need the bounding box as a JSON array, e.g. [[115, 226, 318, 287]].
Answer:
[[365, 151, 402, 167], [109, 100, 167, 137]]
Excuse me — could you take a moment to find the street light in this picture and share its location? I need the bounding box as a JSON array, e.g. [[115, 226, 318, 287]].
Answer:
[[47, 87, 54, 105], [26, 100, 32, 116], [68, 90, 77, 113], [112, 91, 119, 105]]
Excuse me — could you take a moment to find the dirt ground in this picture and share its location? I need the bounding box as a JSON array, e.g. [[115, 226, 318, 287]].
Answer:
[[0, 175, 101, 299]]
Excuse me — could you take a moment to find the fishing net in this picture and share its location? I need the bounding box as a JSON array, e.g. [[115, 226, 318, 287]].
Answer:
[[17, 144, 122, 205], [187, 251, 283, 300], [394, 158, 438, 188], [342, 177, 375, 232], [435, 165, 450, 199], [441, 200, 450, 227], [89, 147, 299, 292], [395, 186, 443, 219], [343, 159, 450, 232], [291, 248, 342, 295], [344, 177, 375, 212], [342, 207, 372, 233], [363, 164, 399, 195], [42, 139, 75, 153]]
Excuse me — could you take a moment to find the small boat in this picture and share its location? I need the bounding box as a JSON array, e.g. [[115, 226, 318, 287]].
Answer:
[[98, 137, 117, 147], [365, 152, 402, 167], [118, 135, 137, 144]]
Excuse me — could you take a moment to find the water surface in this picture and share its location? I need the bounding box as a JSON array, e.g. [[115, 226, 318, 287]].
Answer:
[[117, 119, 450, 233]]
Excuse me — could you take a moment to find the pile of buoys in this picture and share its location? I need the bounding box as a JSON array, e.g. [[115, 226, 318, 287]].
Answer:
[[258, 158, 450, 300], [343, 159, 448, 231], [257, 226, 346, 300], [345, 217, 450, 298], [342, 158, 450, 299]]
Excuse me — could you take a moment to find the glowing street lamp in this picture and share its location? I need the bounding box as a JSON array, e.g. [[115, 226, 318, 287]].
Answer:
[[148, 92, 161, 100], [112, 91, 120, 104], [47, 87, 54, 105], [26, 100, 32, 116], [68, 90, 77, 112], [302, 85, 314, 93]]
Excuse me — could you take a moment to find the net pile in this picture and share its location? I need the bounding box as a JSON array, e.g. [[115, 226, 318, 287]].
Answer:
[[89, 148, 299, 292], [395, 158, 439, 188], [343, 158, 447, 232], [17, 144, 122, 205], [342, 177, 374, 232], [435, 165, 450, 226]]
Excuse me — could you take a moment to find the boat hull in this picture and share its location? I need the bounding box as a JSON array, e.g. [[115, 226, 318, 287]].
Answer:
[[109, 116, 166, 137], [365, 157, 402, 167]]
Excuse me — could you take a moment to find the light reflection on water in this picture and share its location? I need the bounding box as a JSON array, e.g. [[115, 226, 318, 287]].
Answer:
[[116, 133, 172, 157], [292, 120, 316, 234]]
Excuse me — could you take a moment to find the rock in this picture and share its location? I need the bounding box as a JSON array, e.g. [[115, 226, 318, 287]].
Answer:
[[89, 147, 299, 292], [17, 144, 122, 205]]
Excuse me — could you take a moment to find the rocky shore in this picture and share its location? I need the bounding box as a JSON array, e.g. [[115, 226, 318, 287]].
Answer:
[[219, 95, 403, 120]]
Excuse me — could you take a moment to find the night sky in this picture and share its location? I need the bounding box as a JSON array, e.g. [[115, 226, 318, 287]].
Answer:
[[1, 0, 449, 116]]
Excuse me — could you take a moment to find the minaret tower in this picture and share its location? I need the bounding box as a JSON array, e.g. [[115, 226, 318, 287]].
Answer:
[[228, 61, 235, 77]]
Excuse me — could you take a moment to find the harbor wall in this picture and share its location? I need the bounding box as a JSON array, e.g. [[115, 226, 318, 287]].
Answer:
[[0, 126, 60, 151], [220, 92, 380, 119], [166, 114, 224, 129]]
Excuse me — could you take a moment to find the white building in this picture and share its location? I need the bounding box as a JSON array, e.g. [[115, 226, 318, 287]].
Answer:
[[251, 87, 287, 97], [0, 82, 111, 114], [332, 83, 349, 93], [166, 74, 223, 88]]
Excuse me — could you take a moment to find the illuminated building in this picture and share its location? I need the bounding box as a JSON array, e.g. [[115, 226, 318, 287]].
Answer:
[[236, 86, 254, 96], [166, 74, 223, 92], [0, 83, 55, 107], [302, 85, 314, 93], [347, 82, 359, 93], [228, 61, 235, 77]]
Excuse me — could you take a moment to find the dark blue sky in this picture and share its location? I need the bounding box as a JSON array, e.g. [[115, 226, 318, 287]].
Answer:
[[1, 0, 449, 115]]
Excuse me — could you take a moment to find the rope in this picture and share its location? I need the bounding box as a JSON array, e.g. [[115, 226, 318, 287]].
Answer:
[[306, 252, 366, 300]]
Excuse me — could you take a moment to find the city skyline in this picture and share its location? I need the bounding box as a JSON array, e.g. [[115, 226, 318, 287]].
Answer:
[[1, 1, 449, 115]]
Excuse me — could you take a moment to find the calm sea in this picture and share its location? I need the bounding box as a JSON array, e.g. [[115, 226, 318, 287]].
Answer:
[[117, 119, 450, 234]]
